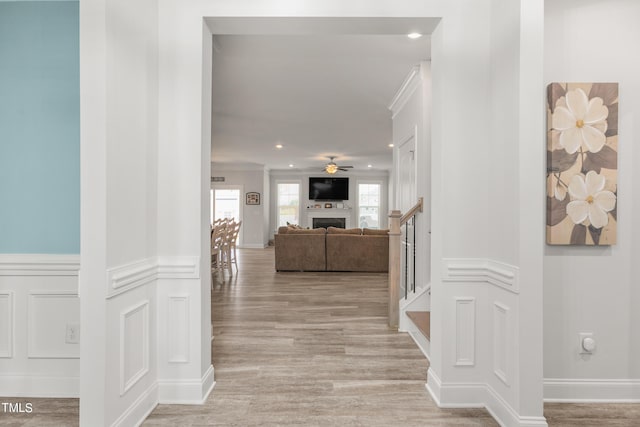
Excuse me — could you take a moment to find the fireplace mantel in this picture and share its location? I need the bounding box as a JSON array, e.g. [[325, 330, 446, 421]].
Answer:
[[306, 208, 351, 228]]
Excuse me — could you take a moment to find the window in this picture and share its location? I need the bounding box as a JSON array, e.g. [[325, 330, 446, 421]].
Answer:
[[277, 182, 300, 226], [358, 183, 381, 229]]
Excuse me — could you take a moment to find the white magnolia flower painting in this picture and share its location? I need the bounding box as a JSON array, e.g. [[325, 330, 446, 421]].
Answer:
[[547, 82, 618, 245]]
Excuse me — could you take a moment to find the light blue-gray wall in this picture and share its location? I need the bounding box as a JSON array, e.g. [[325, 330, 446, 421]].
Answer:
[[0, 1, 79, 253]]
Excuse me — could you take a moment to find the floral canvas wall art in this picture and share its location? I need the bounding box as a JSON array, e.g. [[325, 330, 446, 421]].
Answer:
[[546, 82, 618, 245]]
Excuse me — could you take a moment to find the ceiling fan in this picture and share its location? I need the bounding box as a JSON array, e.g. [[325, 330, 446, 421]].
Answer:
[[322, 156, 353, 174]]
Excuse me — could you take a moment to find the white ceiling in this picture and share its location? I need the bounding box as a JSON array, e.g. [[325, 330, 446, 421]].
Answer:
[[0, 11, 433, 173], [211, 33, 430, 172]]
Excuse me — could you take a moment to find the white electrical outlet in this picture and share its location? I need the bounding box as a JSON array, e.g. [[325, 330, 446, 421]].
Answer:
[[66, 324, 80, 344], [579, 332, 595, 354]]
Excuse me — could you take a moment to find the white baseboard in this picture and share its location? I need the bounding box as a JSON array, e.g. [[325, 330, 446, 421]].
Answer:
[[427, 369, 548, 427], [111, 382, 158, 427], [544, 378, 640, 402], [0, 375, 79, 398], [157, 365, 215, 404], [238, 244, 267, 249], [484, 384, 548, 427]]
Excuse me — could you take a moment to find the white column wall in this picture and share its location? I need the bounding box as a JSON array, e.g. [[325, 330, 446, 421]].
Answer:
[[428, 0, 547, 425], [156, 5, 214, 404], [515, 0, 545, 419], [80, 0, 161, 425], [543, 0, 640, 401]]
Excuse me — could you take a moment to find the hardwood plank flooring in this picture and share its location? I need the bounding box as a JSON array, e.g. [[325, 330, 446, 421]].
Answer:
[[2, 248, 639, 425], [145, 248, 498, 426], [544, 402, 640, 426]]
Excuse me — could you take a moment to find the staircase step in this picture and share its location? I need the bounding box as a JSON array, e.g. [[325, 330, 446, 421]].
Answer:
[[406, 311, 430, 340]]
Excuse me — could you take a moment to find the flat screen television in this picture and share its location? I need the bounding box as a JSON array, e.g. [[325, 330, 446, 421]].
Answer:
[[309, 177, 349, 200]]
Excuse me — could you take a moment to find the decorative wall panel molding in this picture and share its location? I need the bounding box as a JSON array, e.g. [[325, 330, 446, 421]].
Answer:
[[443, 258, 519, 293], [120, 300, 150, 396], [454, 297, 476, 366], [107, 259, 157, 298], [156, 256, 200, 279], [0, 254, 80, 276], [27, 291, 79, 359], [493, 302, 510, 386], [0, 292, 13, 358], [167, 295, 189, 363], [106, 256, 201, 298]]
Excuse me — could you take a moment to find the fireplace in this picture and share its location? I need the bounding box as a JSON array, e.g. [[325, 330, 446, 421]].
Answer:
[[313, 217, 346, 229], [308, 209, 351, 229]]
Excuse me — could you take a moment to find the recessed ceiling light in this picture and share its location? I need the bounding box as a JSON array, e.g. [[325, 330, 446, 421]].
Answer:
[[407, 32, 422, 39], [289, 164, 294, 168], [275, 144, 283, 149], [388, 143, 394, 148], [367, 164, 373, 168]]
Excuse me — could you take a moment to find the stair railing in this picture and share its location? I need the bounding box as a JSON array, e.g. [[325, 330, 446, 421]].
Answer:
[[388, 197, 424, 329]]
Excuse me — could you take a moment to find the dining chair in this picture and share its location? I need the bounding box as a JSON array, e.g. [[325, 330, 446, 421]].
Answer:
[[223, 220, 241, 274]]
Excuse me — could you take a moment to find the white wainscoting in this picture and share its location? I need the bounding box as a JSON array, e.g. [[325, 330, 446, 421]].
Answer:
[[454, 297, 476, 366], [0, 254, 80, 276], [0, 254, 80, 397], [443, 258, 519, 294], [120, 300, 150, 396], [167, 295, 190, 363], [493, 302, 510, 386], [27, 290, 80, 359], [108, 259, 157, 298], [432, 258, 538, 426], [0, 292, 12, 358], [156, 256, 199, 279], [156, 256, 215, 405], [107, 255, 202, 426]]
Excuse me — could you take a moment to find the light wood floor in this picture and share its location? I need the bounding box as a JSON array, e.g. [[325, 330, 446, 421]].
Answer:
[[2, 248, 638, 426], [145, 247, 497, 426]]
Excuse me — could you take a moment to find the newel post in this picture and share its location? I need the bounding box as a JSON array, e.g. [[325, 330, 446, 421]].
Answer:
[[388, 210, 402, 329]]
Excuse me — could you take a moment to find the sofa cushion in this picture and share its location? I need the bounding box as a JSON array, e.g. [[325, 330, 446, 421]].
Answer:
[[363, 228, 389, 235], [277, 226, 290, 234], [327, 227, 362, 235], [326, 234, 389, 272], [275, 233, 326, 271]]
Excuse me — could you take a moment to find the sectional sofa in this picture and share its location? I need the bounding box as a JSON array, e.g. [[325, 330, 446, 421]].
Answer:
[[274, 226, 389, 272]]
